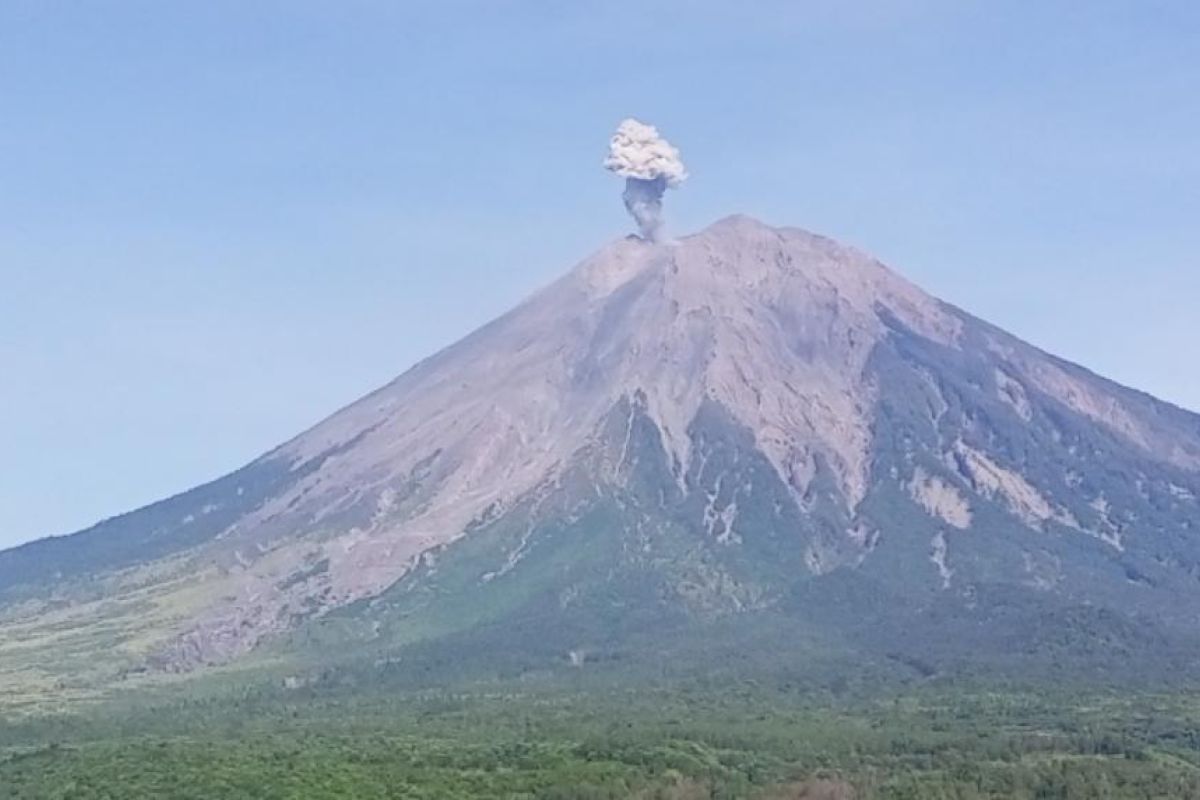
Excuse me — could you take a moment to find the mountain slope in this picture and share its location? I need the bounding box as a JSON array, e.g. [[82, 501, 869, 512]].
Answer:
[[3, 216, 1199, 700]]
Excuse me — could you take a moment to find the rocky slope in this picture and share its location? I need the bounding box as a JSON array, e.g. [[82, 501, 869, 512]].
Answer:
[[2, 216, 1199, 697]]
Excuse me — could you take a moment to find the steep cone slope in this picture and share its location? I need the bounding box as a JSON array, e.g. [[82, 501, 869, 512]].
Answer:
[[2, 216, 1199, 693]]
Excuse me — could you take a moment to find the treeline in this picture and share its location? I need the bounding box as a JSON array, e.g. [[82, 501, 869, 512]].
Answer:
[[2, 681, 1200, 798]]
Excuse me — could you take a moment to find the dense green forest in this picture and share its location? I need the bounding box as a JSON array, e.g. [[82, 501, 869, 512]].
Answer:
[[4, 671, 1200, 799]]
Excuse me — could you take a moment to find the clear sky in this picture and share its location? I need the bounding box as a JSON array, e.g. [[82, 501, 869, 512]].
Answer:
[[2, 1, 1197, 550]]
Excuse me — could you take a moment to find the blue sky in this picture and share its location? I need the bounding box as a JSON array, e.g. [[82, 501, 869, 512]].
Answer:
[[2, 1, 1197, 549]]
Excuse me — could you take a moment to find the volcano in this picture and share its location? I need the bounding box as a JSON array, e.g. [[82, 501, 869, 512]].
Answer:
[[3, 216, 1200, 697]]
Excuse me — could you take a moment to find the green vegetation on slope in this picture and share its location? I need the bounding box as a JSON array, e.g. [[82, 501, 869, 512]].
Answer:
[[3, 676, 1200, 799]]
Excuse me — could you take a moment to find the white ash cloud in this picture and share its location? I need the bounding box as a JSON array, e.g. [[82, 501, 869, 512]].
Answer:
[[603, 118, 687, 241]]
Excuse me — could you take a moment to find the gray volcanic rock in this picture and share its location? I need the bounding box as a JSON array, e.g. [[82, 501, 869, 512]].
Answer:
[[3, 216, 1199, 689]]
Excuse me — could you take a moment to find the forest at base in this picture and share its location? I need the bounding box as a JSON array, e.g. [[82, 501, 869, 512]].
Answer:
[[3, 672, 1200, 800]]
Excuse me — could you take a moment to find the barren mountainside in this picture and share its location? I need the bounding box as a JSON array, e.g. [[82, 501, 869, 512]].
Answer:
[[3, 215, 1200, 701]]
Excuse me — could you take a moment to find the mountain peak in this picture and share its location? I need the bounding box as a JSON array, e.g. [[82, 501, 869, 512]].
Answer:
[[3, 216, 1199, 682], [143, 218, 975, 657]]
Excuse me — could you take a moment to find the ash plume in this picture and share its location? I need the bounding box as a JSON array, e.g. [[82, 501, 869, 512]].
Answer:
[[603, 118, 687, 241]]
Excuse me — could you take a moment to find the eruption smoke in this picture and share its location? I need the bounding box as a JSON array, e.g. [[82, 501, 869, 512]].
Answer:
[[603, 118, 687, 241]]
